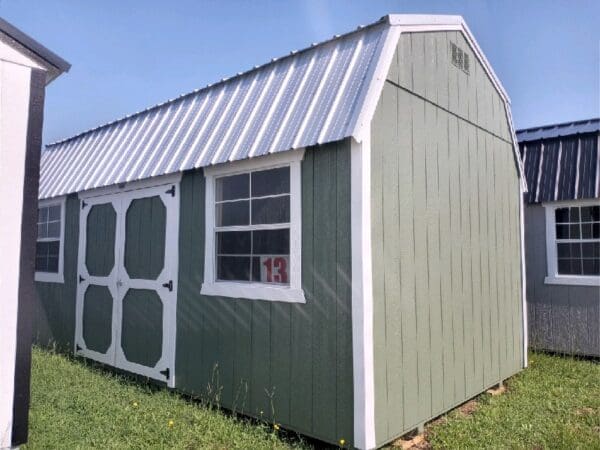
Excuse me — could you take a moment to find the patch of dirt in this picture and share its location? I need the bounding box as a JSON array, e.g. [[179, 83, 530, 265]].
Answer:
[[486, 385, 507, 396], [575, 407, 597, 416], [391, 434, 431, 449], [457, 399, 480, 416]]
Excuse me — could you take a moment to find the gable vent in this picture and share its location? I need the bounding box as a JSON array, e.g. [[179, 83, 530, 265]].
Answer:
[[450, 42, 470, 74]]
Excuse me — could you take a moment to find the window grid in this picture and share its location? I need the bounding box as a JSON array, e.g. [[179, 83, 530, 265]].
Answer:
[[36, 204, 62, 274], [554, 206, 600, 276]]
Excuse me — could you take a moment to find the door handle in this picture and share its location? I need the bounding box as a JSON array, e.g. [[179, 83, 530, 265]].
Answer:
[[116, 279, 123, 288], [162, 280, 173, 292]]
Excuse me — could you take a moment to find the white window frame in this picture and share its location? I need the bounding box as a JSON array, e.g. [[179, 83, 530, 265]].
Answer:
[[35, 196, 66, 283], [201, 149, 305, 303], [544, 199, 600, 286]]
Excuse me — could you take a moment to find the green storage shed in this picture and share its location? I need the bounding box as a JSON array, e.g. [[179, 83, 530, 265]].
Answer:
[[34, 14, 526, 449]]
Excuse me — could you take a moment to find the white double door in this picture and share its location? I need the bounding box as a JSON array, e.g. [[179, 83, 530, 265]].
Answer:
[[74, 181, 179, 386]]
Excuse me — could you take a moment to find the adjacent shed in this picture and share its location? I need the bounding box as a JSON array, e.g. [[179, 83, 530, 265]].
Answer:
[[518, 119, 599, 357], [34, 14, 526, 449]]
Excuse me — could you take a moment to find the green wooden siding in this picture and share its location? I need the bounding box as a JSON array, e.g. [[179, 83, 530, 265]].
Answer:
[[371, 31, 523, 446], [34, 194, 79, 351], [175, 142, 353, 447]]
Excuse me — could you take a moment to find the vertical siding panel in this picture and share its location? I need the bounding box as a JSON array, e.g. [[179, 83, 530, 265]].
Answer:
[[477, 130, 492, 388], [448, 116, 465, 404], [270, 302, 291, 424], [397, 34, 413, 90], [382, 85, 404, 437], [290, 150, 314, 433], [435, 33, 449, 111], [458, 120, 475, 393], [411, 34, 426, 98], [412, 96, 432, 421], [469, 125, 484, 394], [233, 299, 252, 414], [437, 109, 454, 409], [456, 35, 469, 120], [218, 298, 236, 408], [424, 33, 438, 104], [251, 301, 271, 417], [398, 89, 418, 428], [426, 102, 444, 415], [447, 32, 459, 115], [335, 142, 353, 443], [312, 143, 337, 441], [371, 93, 388, 441]]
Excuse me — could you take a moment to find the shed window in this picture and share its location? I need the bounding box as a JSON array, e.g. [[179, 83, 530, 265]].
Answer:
[[544, 201, 600, 286], [201, 150, 305, 302], [35, 198, 66, 283]]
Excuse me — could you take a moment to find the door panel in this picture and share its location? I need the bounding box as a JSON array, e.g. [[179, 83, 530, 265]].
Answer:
[[85, 203, 117, 277], [76, 181, 179, 387], [121, 288, 163, 367], [82, 284, 113, 353]]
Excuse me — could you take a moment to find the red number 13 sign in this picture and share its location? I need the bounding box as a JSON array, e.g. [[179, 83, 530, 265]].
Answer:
[[260, 256, 289, 284]]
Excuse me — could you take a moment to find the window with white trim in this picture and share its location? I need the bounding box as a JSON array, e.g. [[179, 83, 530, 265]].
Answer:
[[35, 197, 65, 283], [545, 201, 600, 286], [201, 150, 305, 303]]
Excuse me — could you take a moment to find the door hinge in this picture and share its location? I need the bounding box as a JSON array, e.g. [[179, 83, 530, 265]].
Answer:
[[81, 200, 88, 210], [162, 280, 173, 292], [160, 367, 170, 380], [76, 343, 82, 352], [79, 275, 85, 283], [165, 185, 176, 197]]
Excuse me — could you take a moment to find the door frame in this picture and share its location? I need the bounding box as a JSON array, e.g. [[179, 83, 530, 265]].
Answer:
[[74, 173, 181, 387]]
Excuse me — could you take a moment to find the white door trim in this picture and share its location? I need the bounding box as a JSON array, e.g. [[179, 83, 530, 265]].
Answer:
[[75, 178, 180, 387]]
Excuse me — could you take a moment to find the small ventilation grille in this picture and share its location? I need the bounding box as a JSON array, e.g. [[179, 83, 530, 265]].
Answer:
[[450, 42, 470, 74]]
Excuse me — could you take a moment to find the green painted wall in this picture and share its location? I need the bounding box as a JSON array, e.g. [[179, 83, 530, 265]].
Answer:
[[371, 31, 524, 446], [175, 142, 354, 447], [34, 194, 79, 351]]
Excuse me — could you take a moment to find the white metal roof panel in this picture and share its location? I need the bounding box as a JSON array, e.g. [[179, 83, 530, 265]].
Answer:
[[40, 21, 389, 199]]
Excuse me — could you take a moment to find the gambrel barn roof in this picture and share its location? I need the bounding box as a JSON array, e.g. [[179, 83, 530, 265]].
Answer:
[[517, 118, 599, 203], [40, 14, 520, 199]]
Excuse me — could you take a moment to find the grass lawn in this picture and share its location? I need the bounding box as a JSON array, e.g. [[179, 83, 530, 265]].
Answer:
[[27, 348, 598, 449]]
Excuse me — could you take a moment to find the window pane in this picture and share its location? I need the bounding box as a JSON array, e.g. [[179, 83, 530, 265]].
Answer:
[[581, 206, 593, 222], [557, 243, 570, 258], [48, 205, 61, 221], [35, 256, 48, 272], [251, 196, 290, 224], [591, 206, 600, 221], [38, 207, 48, 223], [47, 221, 61, 238], [581, 242, 596, 258], [217, 256, 250, 281], [217, 231, 251, 254], [592, 223, 600, 239], [569, 207, 580, 222], [253, 229, 289, 255], [216, 200, 249, 226], [570, 243, 581, 258], [592, 242, 600, 258], [47, 257, 59, 273], [251, 167, 290, 197], [36, 241, 48, 259], [555, 208, 569, 223], [556, 224, 569, 239], [216, 173, 249, 201], [557, 258, 579, 275], [569, 224, 580, 239], [582, 259, 600, 275], [47, 240, 60, 257], [37, 223, 47, 239]]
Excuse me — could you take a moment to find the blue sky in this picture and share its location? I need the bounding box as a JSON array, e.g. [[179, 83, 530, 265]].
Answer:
[[1, 0, 598, 144]]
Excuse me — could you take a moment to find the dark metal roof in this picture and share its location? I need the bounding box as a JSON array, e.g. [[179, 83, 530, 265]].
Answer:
[[517, 118, 599, 142], [518, 119, 599, 203], [0, 16, 70, 79]]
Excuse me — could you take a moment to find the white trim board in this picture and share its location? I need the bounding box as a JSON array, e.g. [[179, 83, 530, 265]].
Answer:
[[34, 196, 66, 284], [351, 134, 376, 450]]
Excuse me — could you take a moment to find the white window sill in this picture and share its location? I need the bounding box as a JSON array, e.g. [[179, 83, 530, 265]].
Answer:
[[35, 272, 64, 284], [544, 275, 600, 287], [201, 282, 306, 303]]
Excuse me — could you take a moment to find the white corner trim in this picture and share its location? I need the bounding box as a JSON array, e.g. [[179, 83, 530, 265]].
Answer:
[[351, 134, 376, 450], [202, 149, 305, 303], [34, 196, 66, 284], [519, 184, 528, 367]]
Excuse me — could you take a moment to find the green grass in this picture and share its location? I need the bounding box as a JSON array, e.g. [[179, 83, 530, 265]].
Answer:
[[27, 349, 599, 449], [26, 347, 309, 449], [426, 352, 600, 449]]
